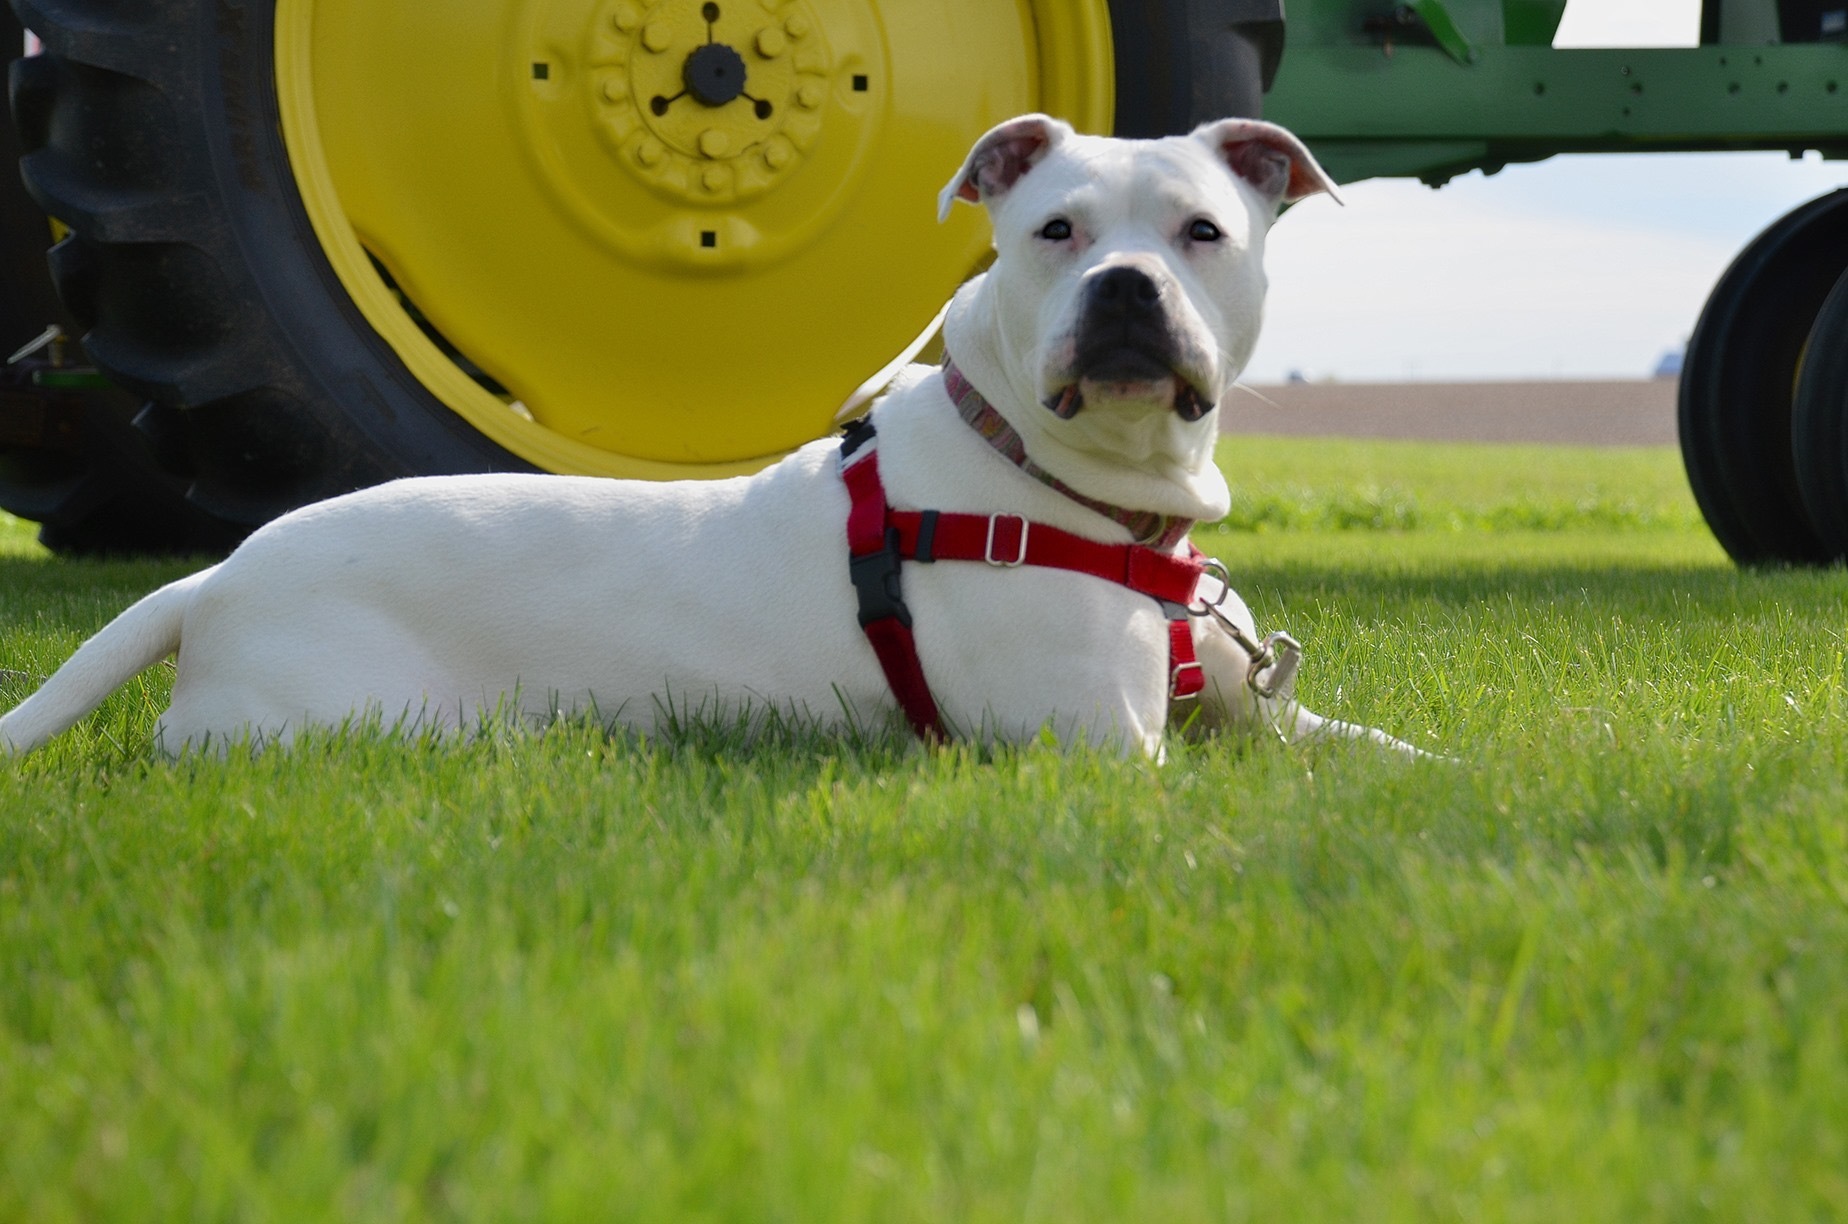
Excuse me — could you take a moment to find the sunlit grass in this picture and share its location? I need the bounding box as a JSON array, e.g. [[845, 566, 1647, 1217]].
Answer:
[[0, 509, 48, 559], [3, 440, 1846, 1219], [1212, 435, 1705, 532]]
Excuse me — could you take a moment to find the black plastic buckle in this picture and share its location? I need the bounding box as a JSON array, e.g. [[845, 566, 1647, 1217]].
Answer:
[[840, 415, 877, 458], [849, 527, 911, 627]]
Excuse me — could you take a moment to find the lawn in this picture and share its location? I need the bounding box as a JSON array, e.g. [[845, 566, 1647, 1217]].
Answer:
[[3, 436, 1846, 1221]]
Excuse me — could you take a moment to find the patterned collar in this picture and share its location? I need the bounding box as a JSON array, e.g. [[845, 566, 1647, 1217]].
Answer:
[[941, 358, 1195, 550]]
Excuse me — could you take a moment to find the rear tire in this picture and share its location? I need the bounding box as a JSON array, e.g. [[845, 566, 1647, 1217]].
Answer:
[[1677, 188, 1848, 566]]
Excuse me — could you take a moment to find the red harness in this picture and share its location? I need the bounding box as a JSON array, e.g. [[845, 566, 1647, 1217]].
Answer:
[[840, 417, 1208, 742]]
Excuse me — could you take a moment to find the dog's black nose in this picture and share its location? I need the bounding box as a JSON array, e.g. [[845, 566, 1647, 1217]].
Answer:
[[1073, 264, 1180, 391], [1088, 265, 1162, 316]]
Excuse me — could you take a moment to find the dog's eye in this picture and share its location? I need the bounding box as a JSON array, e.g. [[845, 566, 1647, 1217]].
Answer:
[[1188, 218, 1223, 243], [1039, 218, 1073, 242]]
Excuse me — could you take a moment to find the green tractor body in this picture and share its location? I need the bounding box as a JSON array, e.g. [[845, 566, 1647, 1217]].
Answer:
[[1273, 1, 1847, 183]]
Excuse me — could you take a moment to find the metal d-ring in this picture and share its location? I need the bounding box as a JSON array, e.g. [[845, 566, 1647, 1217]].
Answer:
[[1189, 557, 1232, 615]]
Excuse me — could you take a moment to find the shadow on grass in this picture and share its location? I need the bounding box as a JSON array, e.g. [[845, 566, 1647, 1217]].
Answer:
[[1233, 558, 1846, 618], [11, 549, 1827, 620], [0, 554, 212, 610]]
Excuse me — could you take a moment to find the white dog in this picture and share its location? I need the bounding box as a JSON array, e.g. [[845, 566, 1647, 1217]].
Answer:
[[1, 114, 1419, 759]]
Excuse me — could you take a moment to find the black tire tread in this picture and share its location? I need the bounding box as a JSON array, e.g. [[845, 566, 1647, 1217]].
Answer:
[[1792, 267, 1848, 558], [12, 0, 534, 543], [4, 3, 242, 555]]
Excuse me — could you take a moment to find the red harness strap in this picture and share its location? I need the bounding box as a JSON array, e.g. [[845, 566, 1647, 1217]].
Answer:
[[841, 419, 1207, 742]]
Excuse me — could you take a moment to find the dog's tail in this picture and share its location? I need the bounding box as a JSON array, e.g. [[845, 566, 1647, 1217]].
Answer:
[[0, 568, 212, 755]]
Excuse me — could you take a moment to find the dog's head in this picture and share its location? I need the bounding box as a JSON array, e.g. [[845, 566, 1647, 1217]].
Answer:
[[938, 115, 1338, 516]]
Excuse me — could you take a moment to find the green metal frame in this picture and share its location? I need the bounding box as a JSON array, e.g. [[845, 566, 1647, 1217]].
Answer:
[[1268, 0, 1848, 186]]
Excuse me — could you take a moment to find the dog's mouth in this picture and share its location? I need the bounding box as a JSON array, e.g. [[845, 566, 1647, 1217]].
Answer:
[[1042, 364, 1217, 422]]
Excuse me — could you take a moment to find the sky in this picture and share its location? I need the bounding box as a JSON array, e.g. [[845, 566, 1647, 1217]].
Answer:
[[1241, 0, 1848, 383]]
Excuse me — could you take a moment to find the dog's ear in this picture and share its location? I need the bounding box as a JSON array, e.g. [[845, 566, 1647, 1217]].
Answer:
[[937, 114, 1073, 222], [1193, 119, 1344, 208]]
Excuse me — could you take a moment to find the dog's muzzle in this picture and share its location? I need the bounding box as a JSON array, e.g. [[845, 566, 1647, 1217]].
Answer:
[[1049, 265, 1215, 422]]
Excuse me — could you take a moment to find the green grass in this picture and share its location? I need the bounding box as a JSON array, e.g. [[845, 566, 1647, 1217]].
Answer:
[[4, 438, 1847, 1221], [1212, 435, 1708, 533]]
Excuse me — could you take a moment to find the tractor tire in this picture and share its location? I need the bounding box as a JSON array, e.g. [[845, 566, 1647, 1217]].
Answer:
[[1678, 188, 1848, 566], [3, 6, 246, 555], [1792, 266, 1848, 559], [0, 7, 63, 353], [10, 0, 533, 536], [1109, 0, 1282, 137], [11, 0, 1275, 548]]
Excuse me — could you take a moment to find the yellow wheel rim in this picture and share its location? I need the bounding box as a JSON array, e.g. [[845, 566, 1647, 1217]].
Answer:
[[275, 0, 1113, 479]]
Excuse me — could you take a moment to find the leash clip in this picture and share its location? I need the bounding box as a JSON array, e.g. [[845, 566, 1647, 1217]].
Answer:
[[1197, 584, 1300, 698], [1248, 630, 1302, 701]]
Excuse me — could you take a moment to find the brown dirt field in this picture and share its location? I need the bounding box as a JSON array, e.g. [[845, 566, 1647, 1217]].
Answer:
[[1222, 379, 1679, 447]]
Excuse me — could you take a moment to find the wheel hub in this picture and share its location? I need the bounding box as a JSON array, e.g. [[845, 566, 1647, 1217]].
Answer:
[[598, 0, 834, 216], [681, 40, 748, 107]]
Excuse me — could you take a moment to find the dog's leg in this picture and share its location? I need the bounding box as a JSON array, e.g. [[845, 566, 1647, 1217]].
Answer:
[[1259, 697, 1428, 758]]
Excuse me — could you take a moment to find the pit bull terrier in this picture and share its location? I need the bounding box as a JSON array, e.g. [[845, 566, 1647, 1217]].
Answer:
[[1, 114, 1421, 759]]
